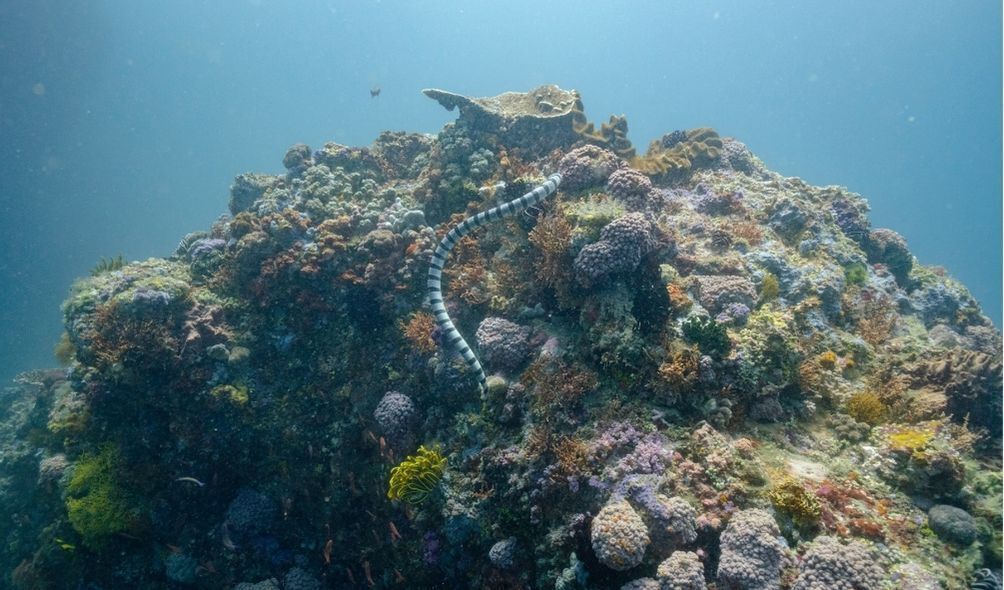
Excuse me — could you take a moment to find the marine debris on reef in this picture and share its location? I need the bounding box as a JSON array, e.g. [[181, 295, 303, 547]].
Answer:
[[0, 84, 1001, 590]]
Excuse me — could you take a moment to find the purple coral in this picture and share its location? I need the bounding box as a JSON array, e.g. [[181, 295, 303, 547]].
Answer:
[[715, 302, 751, 326], [282, 143, 313, 176], [616, 476, 696, 549], [591, 421, 644, 460], [768, 198, 810, 237], [373, 391, 417, 451], [475, 317, 531, 371], [558, 145, 624, 191], [131, 287, 172, 311], [694, 189, 744, 216], [574, 213, 658, 285], [188, 238, 226, 260], [831, 196, 870, 243], [716, 509, 784, 590], [606, 168, 654, 211], [719, 139, 758, 175], [226, 488, 278, 536], [422, 531, 441, 566], [614, 432, 674, 477]]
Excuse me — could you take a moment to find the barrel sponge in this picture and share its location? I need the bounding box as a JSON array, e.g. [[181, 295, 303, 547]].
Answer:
[[633, 128, 723, 183], [657, 551, 706, 590], [791, 536, 884, 590], [716, 509, 784, 590], [591, 498, 651, 571]]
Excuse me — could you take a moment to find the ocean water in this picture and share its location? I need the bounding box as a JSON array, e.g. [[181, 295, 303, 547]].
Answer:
[[0, 1, 1000, 384]]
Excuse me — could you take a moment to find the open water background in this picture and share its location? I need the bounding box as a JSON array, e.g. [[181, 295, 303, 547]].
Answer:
[[0, 0, 1000, 385]]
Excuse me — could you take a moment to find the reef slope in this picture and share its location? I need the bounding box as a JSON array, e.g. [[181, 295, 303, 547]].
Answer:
[[1, 86, 1000, 590]]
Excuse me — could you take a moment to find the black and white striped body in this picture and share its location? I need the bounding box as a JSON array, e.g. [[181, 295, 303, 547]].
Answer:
[[427, 174, 562, 395]]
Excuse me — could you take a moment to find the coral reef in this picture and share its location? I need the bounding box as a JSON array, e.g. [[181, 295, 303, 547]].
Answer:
[[0, 85, 998, 589]]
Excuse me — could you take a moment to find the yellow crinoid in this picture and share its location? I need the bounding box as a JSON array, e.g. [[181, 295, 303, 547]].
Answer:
[[387, 445, 447, 504]]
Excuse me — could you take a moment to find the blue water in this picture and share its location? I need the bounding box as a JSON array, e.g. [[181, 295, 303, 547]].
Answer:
[[1, 0, 1000, 384]]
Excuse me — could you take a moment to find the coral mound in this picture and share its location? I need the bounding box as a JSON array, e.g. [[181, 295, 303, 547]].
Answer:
[[0, 85, 999, 589]]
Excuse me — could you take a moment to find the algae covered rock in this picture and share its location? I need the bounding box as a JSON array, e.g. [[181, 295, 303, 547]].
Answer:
[[927, 504, 978, 546]]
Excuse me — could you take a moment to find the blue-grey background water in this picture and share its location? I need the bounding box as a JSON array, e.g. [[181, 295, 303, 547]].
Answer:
[[1, 0, 1000, 385]]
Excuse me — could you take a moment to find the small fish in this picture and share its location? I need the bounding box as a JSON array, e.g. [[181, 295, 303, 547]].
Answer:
[[221, 522, 237, 551], [370, 86, 381, 98], [175, 476, 205, 487], [323, 539, 334, 565]]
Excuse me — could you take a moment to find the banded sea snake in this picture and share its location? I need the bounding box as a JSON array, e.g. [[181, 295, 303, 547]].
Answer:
[[427, 173, 562, 395]]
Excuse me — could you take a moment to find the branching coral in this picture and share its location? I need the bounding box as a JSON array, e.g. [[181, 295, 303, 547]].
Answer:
[[845, 391, 888, 426], [523, 358, 598, 416], [400, 312, 437, 354], [528, 210, 576, 305], [658, 349, 700, 391]]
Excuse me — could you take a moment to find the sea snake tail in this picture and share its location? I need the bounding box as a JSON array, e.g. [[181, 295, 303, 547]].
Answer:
[[427, 173, 562, 395]]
